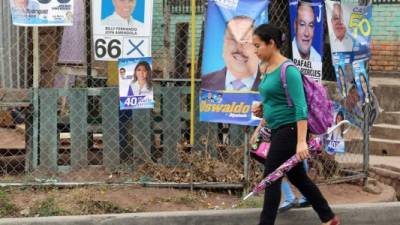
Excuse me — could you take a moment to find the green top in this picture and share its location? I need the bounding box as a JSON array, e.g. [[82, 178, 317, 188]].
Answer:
[[258, 63, 308, 129]]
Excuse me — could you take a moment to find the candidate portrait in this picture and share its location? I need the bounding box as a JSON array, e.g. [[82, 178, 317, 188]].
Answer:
[[329, 2, 353, 52], [11, 0, 39, 17], [101, 0, 143, 28], [358, 72, 370, 104], [292, 1, 321, 61], [201, 15, 261, 91]]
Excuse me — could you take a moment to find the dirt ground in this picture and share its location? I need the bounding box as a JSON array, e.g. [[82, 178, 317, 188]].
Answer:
[[0, 128, 395, 218], [0, 182, 392, 218], [0, 127, 25, 149]]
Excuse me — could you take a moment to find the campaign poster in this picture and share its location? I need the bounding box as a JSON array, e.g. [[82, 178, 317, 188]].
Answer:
[[325, 108, 345, 155], [92, 0, 153, 61], [352, 60, 370, 104], [352, 59, 380, 126], [326, 1, 372, 63], [200, 0, 269, 126], [119, 57, 154, 110], [334, 53, 347, 99], [289, 0, 324, 82], [10, 0, 74, 26]]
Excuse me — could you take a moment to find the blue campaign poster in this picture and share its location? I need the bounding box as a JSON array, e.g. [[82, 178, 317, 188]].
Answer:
[[199, 90, 262, 126], [200, 0, 269, 126], [326, 1, 373, 130], [118, 57, 154, 110], [326, 1, 372, 62], [325, 107, 345, 155], [10, 0, 74, 26], [289, 0, 324, 82], [352, 59, 370, 104]]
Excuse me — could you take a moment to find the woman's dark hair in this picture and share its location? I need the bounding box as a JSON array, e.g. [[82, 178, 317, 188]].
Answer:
[[335, 110, 345, 133], [133, 61, 152, 89], [253, 23, 285, 49], [336, 110, 344, 121]]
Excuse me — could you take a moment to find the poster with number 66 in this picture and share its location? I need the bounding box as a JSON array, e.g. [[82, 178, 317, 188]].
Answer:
[[92, 0, 153, 61]]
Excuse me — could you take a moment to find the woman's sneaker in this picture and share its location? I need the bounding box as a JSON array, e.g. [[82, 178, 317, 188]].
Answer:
[[296, 197, 311, 208], [278, 199, 297, 213]]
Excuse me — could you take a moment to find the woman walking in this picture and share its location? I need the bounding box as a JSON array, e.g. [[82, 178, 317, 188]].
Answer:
[[252, 23, 340, 225]]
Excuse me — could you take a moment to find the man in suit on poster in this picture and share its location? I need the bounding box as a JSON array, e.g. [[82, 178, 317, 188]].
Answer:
[[201, 15, 261, 91], [292, 1, 321, 61]]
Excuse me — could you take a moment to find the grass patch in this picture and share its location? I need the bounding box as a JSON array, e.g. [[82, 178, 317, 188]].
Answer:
[[78, 200, 133, 214], [31, 197, 67, 217], [155, 194, 200, 206], [235, 195, 264, 209], [173, 194, 199, 205], [0, 189, 19, 217]]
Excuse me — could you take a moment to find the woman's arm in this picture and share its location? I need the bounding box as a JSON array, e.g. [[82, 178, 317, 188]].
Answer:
[[285, 66, 309, 160], [296, 120, 309, 160], [250, 119, 266, 145]]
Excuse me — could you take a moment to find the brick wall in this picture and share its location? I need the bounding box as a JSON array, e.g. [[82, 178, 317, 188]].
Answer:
[[370, 4, 400, 73]]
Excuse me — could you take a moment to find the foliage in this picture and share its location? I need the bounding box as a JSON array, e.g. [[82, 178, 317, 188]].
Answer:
[[0, 189, 19, 217]]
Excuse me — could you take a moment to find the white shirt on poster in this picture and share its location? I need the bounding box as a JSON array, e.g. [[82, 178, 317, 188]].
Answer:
[[130, 81, 153, 98], [330, 34, 353, 53], [102, 12, 143, 28], [292, 39, 321, 62], [224, 70, 257, 91]]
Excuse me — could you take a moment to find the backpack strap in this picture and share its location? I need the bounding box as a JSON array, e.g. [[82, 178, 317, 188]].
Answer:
[[280, 61, 297, 107]]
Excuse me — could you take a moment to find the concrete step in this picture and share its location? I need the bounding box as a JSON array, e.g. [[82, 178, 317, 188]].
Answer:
[[375, 111, 400, 125], [370, 166, 400, 180], [370, 137, 400, 156], [373, 84, 400, 112], [371, 123, 400, 140], [346, 137, 400, 156], [370, 77, 400, 87], [374, 164, 400, 174]]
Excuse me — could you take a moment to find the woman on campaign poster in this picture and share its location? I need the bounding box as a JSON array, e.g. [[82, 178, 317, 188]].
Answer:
[[118, 57, 154, 110], [129, 61, 153, 97], [325, 110, 345, 155], [353, 60, 370, 104]]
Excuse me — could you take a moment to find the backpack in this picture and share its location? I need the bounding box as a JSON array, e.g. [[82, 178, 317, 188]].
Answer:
[[280, 61, 333, 135]]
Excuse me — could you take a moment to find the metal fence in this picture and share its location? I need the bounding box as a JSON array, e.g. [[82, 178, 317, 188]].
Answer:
[[0, 0, 368, 191]]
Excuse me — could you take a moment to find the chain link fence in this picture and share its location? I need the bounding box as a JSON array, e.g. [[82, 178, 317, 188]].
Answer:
[[0, 0, 367, 190]]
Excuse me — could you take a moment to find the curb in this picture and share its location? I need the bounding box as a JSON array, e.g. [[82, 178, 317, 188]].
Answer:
[[0, 202, 400, 225]]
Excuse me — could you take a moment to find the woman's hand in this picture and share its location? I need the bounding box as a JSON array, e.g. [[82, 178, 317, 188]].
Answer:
[[250, 130, 259, 146], [251, 102, 263, 118], [296, 141, 310, 161]]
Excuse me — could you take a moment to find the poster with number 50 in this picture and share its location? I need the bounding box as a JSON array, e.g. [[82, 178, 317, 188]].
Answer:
[[92, 0, 153, 61]]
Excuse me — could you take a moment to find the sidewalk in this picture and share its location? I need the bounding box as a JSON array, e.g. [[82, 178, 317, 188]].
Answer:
[[0, 202, 399, 225]]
